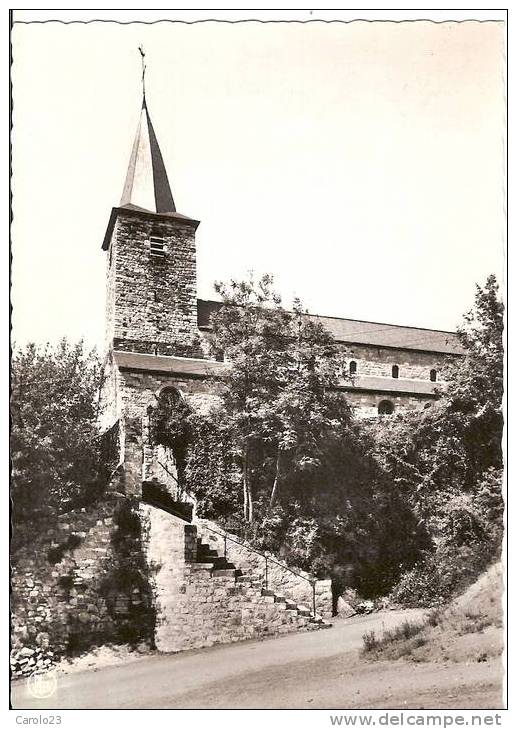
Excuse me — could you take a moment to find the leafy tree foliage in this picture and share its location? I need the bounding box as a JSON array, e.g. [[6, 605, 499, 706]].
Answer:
[[150, 388, 192, 487], [367, 275, 504, 603], [208, 274, 345, 523], [11, 340, 106, 533], [183, 409, 242, 519]]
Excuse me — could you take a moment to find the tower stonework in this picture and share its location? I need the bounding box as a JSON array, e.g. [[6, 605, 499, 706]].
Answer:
[[104, 207, 201, 358]]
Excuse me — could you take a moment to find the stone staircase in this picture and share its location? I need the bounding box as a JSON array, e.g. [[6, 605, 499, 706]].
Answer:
[[194, 536, 330, 631], [142, 492, 331, 652]]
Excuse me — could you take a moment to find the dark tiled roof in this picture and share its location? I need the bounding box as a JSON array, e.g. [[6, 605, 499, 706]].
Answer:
[[342, 375, 440, 396], [119, 203, 196, 221], [114, 350, 225, 377], [197, 299, 463, 355], [102, 204, 199, 250]]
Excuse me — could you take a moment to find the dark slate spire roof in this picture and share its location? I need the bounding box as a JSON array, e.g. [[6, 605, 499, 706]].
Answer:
[[101, 97, 199, 251], [120, 99, 176, 214]]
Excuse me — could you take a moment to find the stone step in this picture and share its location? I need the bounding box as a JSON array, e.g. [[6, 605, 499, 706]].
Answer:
[[211, 569, 237, 578], [196, 541, 237, 571], [197, 547, 219, 559], [211, 556, 235, 567], [236, 577, 263, 590], [284, 609, 299, 618]]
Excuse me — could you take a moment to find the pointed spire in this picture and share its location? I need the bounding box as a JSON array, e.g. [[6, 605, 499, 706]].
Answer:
[[120, 49, 176, 214]]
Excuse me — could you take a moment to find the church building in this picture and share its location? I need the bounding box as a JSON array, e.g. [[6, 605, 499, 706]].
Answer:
[[11, 88, 471, 666], [101, 95, 463, 431]]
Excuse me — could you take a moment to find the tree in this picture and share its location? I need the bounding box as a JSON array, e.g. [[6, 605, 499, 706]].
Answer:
[[446, 273, 504, 474], [11, 339, 105, 534], [263, 300, 348, 510], [367, 275, 504, 603], [183, 408, 242, 521], [209, 274, 346, 524]]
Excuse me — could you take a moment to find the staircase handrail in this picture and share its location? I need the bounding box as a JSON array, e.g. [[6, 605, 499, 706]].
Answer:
[[199, 521, 318, 617], [157, 460, 179, 486]]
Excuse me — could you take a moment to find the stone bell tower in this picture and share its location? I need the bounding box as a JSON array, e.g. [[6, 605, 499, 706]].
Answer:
[[102, 96, 201, 359]]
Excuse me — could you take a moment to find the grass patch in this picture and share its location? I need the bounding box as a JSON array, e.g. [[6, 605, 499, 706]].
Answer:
[[361, 563, 503, 664], [458, 613, 493, 634], [362, 618, 427, 659]]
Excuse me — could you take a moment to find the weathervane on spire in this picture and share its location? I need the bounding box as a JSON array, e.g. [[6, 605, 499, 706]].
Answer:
[[138, 45, 146, 104]]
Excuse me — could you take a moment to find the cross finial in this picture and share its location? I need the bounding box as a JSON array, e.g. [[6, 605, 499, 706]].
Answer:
[[138, 45, 146, 105]]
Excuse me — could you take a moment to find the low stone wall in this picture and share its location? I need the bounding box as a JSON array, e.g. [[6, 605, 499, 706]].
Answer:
[[196, 519, 333, 619], [11, 496, 155, 677], [142, 505, 325, 653]]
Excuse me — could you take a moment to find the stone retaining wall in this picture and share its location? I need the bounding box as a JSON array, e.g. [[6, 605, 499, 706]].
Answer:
[[11, 496, 154, 676]]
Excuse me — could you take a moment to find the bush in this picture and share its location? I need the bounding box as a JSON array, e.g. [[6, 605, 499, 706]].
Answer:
[[11, 340, 106, 536], [362, 630, 378, 653], [427, 608, 443, 627], [391, 544, 491, 607]]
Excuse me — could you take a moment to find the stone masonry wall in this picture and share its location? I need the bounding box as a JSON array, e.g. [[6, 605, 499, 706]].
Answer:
[[142, 505, 327, 653], [196, 519, 332, 619], [99, 352, 128, 432], [114, 368, 218, 421], [345, 390, 436, 418], [11, 495, 154, 677], [340, 343, 452, 381], [106, 211, 202, 358]]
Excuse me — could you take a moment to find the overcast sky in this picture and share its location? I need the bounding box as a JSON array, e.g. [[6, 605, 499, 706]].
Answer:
[[11, 16, 506, 350]]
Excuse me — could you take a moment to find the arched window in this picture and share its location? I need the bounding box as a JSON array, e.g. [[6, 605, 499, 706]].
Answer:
[[349, 360, 357, 375], [430, 369, 437, 383], [157, 386, 182, 408], [391, 365, 399, 379], [378, 400, 394, 415], [151, 386, 191, 476]]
